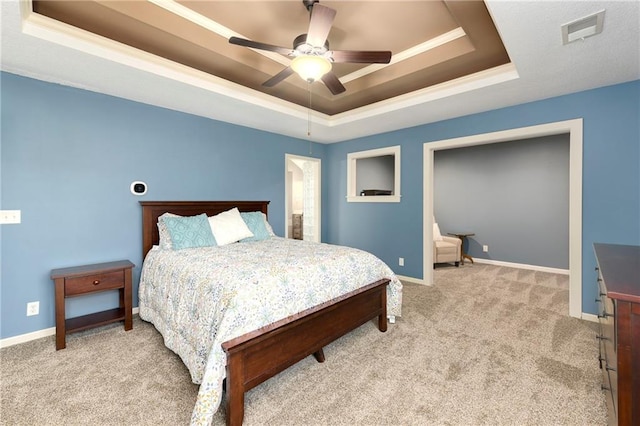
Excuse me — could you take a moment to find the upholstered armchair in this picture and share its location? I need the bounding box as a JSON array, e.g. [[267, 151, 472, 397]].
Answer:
[[433, 222, 461, 266]]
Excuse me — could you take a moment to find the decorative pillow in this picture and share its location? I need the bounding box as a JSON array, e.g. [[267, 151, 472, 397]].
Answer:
[[433, 223, 444, 241], [162, 213, 217, 250], [158, 212, 179, 249], [208, 208, 254, 246], [240, 211, 272, 242]]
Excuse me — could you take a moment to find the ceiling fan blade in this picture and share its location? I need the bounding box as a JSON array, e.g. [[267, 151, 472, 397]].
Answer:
[[229, 36, 294, 56], [331, 50, 392, 64], [263, 66, 295, 87], [321, 72, 346, 95], [306, 4, 336, 47]]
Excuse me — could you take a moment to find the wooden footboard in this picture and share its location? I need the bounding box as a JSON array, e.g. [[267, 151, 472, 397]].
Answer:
[[222, 278, 389, 426]]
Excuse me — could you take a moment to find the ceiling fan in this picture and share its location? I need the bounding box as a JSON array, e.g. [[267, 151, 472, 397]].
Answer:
[[229, 0, 392, 95]]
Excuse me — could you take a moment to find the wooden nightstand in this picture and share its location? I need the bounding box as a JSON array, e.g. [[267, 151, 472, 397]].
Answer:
[[51, 260, 134, 350]]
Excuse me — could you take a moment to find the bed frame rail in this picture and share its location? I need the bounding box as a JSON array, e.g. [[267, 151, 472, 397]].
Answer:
[[222, 278, 389, 426]]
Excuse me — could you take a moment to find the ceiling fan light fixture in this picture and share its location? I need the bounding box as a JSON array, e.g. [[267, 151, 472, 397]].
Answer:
[[291, 55, 332, 82]]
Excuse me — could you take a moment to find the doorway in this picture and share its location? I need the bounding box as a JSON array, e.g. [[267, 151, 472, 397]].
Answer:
[[285, 154, 321, 242], [423, 119, 583, 318]]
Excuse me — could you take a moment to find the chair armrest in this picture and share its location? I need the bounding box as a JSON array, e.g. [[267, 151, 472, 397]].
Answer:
[[441, 236, 461, 246]]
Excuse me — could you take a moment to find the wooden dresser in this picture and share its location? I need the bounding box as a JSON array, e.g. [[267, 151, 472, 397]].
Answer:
[[593, 243, 640, 426], [292, 213, 303, 240]]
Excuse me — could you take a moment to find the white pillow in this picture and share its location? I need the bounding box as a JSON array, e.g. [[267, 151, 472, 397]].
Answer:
[[433, 223, 444, 241], [208, 208, 254, 246]]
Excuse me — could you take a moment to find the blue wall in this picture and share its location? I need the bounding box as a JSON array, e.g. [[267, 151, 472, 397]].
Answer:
[[2, 71, 639, 340], [0, 72, 325, 339], [325, 80, 640, 315]]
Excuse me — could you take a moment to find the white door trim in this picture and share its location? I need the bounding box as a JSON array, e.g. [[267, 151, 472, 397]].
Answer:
[[285, 154, 322, 242], [423, 119, 583, 318]]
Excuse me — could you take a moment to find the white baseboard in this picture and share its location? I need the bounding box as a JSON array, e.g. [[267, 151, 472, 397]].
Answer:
[[395, 274, 427, 286], [0, 326, 56, 348], [0, 307, 140, 349], [2, 297, 596, 347], [396, 258, 569, 286], [472, 258, 569, 275]]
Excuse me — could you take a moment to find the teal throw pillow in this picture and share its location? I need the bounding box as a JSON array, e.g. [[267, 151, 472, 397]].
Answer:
[[162, 213, 217, 250], [240, 212, 271, 242]]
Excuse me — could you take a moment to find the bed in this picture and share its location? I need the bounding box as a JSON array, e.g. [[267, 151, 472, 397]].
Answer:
[[138, 201, 402, 425]]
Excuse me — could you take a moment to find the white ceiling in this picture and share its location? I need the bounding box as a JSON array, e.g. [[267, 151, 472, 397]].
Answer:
[[1, 1, 639, 144]]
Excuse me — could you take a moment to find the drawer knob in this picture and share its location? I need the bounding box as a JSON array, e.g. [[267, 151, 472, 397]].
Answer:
[[605, 364, 616, 372], [596, 335, 609, 341], [93, 280, 100, 285]]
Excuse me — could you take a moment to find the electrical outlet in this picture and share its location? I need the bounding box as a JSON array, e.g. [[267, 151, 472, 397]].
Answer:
[[27, 301, 39, 316], [0, 210, 21, 224], [483, 245, 489, 253], [398, 257, 404, 266]]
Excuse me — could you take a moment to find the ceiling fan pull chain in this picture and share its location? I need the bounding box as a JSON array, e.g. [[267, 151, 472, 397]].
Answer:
[[307, 81, 312, 138], [307, 81, 314, 154]]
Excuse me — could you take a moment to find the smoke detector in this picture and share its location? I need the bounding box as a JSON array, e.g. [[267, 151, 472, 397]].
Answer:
[[561, 10, 605, 45]]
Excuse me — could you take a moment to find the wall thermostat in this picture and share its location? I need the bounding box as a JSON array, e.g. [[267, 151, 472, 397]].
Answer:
[[130, 181, 147, 196]]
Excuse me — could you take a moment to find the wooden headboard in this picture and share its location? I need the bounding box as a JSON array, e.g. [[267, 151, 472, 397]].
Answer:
[[140, 201, 270, 259]]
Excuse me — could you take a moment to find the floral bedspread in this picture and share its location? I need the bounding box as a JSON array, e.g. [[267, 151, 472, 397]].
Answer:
[[138, 236, 402, 425]]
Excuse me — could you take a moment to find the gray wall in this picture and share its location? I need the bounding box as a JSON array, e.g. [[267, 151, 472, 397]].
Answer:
[[356, 155, 394, 194], [434, 134, 570, 269]]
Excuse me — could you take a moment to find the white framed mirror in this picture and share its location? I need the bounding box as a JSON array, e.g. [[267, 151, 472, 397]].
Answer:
[[347, 145, 401, 203]]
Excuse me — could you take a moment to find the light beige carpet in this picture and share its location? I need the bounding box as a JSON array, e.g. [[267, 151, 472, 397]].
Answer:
[[1, 264, 606, 425]]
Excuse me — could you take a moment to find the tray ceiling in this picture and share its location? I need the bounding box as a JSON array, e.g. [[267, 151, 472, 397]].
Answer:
[[3, 1, 639, 143], [31, 0, 510, 116]]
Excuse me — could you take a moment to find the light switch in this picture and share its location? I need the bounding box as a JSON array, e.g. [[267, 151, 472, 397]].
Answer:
[[0, 210, 21, 224]]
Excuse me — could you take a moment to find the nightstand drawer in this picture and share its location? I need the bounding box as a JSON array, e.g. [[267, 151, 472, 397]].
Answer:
[[65, 270, 125, 296]]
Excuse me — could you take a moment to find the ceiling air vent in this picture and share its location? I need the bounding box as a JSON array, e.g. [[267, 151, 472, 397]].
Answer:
[[561, 10, 605, 45]]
